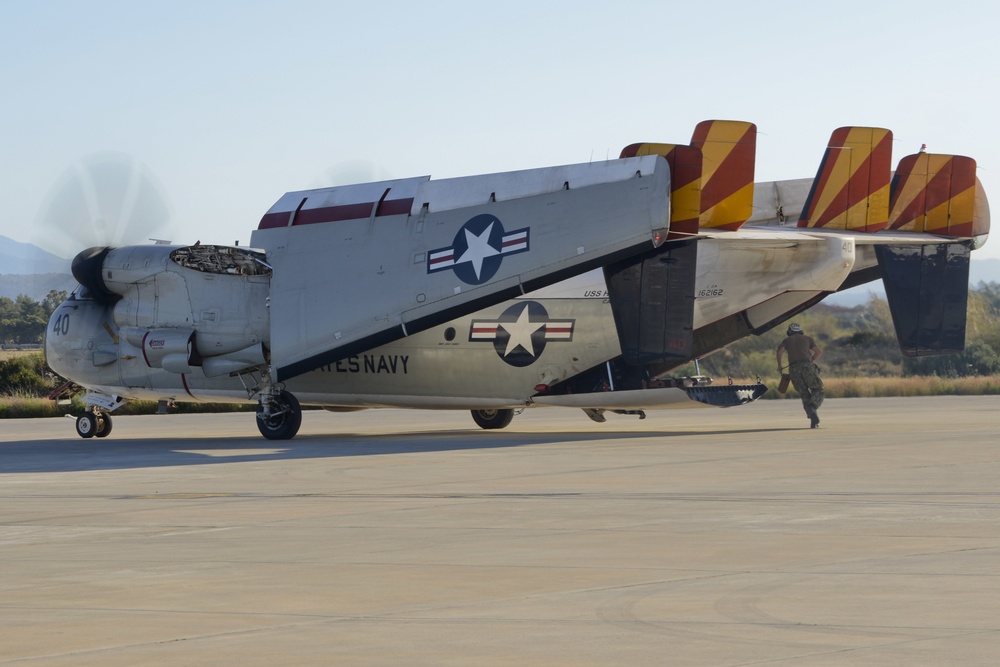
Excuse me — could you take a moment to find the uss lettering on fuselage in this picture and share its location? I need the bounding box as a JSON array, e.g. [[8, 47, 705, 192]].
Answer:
[[469, 301, 574, 367], [426, 213, 529, 285]]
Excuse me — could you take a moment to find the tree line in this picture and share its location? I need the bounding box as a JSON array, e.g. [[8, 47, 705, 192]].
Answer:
[[0, 290, 67, 346], [696, 282, 1000, 380], [2, 284, 1000, 377]]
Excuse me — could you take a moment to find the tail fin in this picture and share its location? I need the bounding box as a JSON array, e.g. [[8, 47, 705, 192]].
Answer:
[[690, 120, 756, 230], [798, 127, 892, 232], [888, 153, 986, 238], [620, 142, 702, 239], [620, 119, 757, 235]]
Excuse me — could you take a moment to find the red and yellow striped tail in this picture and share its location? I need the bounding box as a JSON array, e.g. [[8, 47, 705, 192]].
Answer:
[[888, 153, 986, 238], [620, 142, 702, 239], [689, 120, 756, 230], [620, 119, 756, 236], [798, 127, 892, 232]]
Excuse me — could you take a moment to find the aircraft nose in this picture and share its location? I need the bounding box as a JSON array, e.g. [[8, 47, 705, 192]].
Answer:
[[71, 246, 118, 303]]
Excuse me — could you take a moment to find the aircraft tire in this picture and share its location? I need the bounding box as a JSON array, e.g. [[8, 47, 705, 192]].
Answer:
[[257, 391, 302, 440], [470, 408, 514, 430], [76, 413, 98, 439], [95, 413, 113, 438]]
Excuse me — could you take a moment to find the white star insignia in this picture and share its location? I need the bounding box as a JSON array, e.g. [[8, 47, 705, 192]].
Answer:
[[456, 222, 500, 280], [500, 304, 545, 357]]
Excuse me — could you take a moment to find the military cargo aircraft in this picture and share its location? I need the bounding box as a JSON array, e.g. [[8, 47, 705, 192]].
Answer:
[[44, 121, 990, 439]]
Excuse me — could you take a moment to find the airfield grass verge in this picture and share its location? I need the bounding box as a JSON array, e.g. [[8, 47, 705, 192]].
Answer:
[[0, 395, 255, 419], [760, 374, 1000, 400], [3, 375, 1000, 418]]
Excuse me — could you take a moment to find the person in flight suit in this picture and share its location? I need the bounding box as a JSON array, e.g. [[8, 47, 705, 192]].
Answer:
[[776, 322, 824, 428]]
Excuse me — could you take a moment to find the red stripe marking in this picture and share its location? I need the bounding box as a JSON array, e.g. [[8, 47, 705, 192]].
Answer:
[[619, 144, 642, 158], [667, 217, 699, 239], [258, 197, 415, 230], [295, 202, 374, 225], [258, 211, 291, 229], [181, 373, 195, 398], [375, 198, 413, 217]]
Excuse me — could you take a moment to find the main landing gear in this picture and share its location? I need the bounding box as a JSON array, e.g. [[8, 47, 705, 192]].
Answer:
[[256, 389, 302, 440], [470, 408, 515, 430], [75, 408, 113, 439]]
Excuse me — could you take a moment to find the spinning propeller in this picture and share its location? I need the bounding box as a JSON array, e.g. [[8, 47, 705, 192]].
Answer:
[[32, 151, 176, 288]]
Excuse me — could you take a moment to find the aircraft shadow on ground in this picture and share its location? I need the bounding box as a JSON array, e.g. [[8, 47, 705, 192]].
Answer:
[[0, 427, 795, 474]]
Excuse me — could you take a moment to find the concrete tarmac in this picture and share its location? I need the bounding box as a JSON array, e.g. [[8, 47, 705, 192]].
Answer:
[[1, 396, 999, 666]]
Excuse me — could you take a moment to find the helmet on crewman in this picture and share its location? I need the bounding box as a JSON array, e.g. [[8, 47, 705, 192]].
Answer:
[[787, 322, 803, 335]]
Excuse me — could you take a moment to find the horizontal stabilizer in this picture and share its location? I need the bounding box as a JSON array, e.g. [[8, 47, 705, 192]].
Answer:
[[251, 157, 672, 382], [888, 153, 987, 238], [603, 239, 697, 365], [876, 242, 971, 357], [798, 127, 892, 232]]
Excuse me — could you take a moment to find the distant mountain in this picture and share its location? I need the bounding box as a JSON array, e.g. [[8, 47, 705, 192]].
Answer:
[[0, 235, 70, 275], [0, 273, 77, 301]]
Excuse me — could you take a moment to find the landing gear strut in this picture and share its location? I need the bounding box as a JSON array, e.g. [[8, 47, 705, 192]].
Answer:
[[256, 389, 302, 440], [76, 409, 113, 439]]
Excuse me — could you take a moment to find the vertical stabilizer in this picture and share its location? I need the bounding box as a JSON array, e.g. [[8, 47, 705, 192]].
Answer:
[[798, 127, 892, 232], [620, 143, 702, 239], [690, 120, 757, 230], [888, 153, 985, 238]]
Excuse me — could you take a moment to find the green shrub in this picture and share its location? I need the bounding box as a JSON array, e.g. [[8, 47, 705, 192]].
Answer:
[[0, 353, 58, 396]]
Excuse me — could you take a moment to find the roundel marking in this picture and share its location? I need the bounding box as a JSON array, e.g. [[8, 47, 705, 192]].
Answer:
[[427, 214, 529, 285], [469, 301, 575, 367]]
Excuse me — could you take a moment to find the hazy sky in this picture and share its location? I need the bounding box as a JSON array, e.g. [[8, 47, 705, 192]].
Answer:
[[2, 0, 997, 260]]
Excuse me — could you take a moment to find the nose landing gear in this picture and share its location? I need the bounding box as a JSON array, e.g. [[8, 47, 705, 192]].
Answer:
[[75, 409, 113, 439]]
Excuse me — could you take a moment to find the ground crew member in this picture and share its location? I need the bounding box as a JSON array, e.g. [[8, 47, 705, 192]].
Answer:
[[776, 323, 824, 428]]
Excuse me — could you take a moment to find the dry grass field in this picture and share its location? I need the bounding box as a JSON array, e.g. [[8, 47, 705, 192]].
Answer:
[[0, 348, 39, 361]]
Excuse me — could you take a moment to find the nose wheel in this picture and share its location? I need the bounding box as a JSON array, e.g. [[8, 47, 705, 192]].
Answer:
[[76, 410, 113, 439]]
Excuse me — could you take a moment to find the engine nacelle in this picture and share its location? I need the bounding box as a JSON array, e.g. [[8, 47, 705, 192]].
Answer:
[[70, 243, 273, 377]]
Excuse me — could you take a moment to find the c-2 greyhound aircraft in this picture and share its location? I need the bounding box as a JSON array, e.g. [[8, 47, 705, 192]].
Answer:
[[45, 120, 990, 439]]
